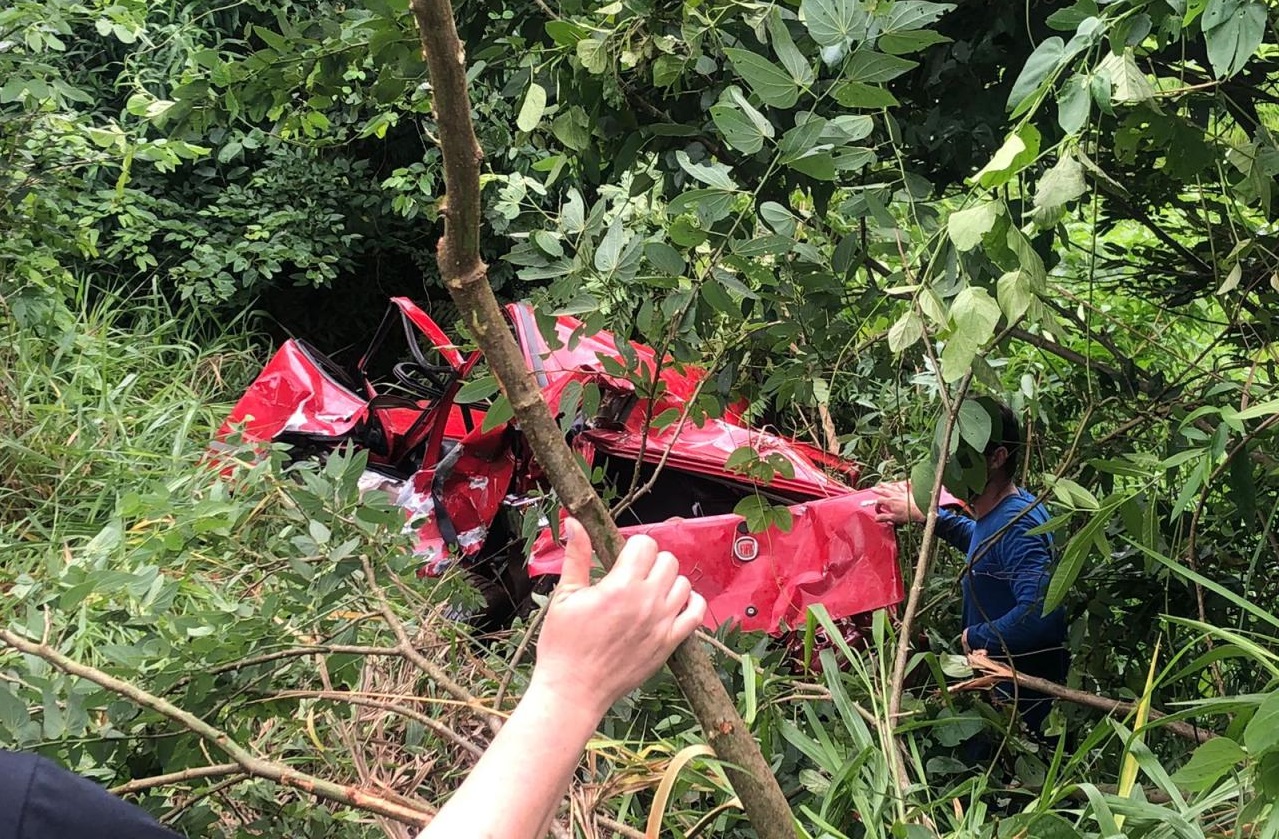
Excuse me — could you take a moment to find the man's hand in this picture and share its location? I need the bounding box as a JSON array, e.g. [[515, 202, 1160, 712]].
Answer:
[[870, 481, 925, 526], [530, 519, 707, 717]]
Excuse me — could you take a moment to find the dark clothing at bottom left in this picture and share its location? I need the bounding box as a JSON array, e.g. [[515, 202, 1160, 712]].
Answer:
[[0, 750, 183, 839]]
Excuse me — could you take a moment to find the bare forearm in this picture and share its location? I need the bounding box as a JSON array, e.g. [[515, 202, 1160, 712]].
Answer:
[[415, 681, 602, 839]]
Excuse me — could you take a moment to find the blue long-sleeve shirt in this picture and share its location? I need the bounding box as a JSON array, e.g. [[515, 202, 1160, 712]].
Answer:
[[936, 489, 1067, 667]]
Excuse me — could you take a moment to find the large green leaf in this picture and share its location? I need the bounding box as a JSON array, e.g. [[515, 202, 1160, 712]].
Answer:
[[831, 81, 899, 108], [516, 82, 547, 132], [957, 399, 992, 451], [1202, 0, 1267, 78], [941, 286, 1000, 381], [1171, 737, 1246, 791], [801, 0, 868, 47], [971, 124, 1042, 188], [1245, 691, 1279, 755], [845, 49, 917, 83], [947, 201, 1001, 251], [1007, 36, 1065, 113], [725, 48, 800, 108]]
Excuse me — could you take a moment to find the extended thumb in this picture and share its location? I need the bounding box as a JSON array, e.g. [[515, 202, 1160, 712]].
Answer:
[[558, 517, 593, 589]]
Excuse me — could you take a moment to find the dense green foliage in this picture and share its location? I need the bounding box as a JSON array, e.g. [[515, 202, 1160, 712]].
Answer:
[[4, 0, 1279, 835]]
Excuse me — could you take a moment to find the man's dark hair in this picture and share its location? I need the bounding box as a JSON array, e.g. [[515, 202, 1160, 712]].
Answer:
[[982, 398, 1023, 478]]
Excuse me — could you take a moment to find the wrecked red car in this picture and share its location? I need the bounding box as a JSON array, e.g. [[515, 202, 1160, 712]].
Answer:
[[214, 297, 904, 634]]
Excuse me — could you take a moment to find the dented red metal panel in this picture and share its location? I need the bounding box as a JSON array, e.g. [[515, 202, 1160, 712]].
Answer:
[[390, 296, 468, 371], [528, 489, 902, 633], [583, 420, 854, 500], [505, 302, 748, 424], [216, 340, 367, 442]]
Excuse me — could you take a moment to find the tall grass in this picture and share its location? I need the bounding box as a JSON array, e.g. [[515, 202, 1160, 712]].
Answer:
[[0, 289, 259, 534]]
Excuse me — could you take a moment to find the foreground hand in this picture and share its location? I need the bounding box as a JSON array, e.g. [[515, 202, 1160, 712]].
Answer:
[[532, 519, 707, 716], [870, 481, 924, 525]]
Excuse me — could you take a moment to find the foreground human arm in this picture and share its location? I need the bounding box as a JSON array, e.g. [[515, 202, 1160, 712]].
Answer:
[[870, 481, 974, 550], [415, 519, 706, 839]]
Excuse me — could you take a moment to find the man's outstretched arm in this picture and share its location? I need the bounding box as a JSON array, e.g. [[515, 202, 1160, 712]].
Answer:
[[416, 519, 706, 839]]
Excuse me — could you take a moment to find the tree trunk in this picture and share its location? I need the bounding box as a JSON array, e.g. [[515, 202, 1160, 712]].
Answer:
[[406, 2, 798, 837]]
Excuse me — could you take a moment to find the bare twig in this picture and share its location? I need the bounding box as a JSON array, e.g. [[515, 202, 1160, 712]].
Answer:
[[110, 763, 241, 796], [361, 556, 502, 735], [886, 371, 973, 797], [960, 652, 1213, 743], [0, 628, 435, 827]]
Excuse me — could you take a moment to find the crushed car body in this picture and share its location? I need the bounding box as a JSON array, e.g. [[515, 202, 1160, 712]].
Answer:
[[214, 297, 905, 633]]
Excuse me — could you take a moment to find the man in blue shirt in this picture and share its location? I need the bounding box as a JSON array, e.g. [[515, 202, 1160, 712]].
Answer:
[[871, 401, 1068, 734]]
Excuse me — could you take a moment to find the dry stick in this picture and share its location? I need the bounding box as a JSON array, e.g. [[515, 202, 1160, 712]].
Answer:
[[960, 652, 1212, 744], [885, 370, 973, 798], [407, 3, 797, 836], [361, 556, 502, 735], [0, 629, 434, 827], [110, 763, 240, 796], [266, 689, 486, 760]]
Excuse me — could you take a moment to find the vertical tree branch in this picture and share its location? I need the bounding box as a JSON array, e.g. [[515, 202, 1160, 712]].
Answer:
[[407, 3, 797, 836], [886, 372, 973, 795]]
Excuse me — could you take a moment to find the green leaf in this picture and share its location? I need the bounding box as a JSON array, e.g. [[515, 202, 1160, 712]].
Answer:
[[880, 1, 955, 33], [1096, 50, 1154, 103], [551, 106, 591, 151], [971, 124, 1042, 188], [594, 220, 627, 274], [712, 105, 766, 153], [786, 151, 837, 180], [668, 189, 736, 225], [910, 459, 937, 514], [645, 242, 685, 276], [821, 114, 874, 143], [725, 48, 800, 108], [846, 50, 918, 83], [1032, 151, 1086, 224], [530, 231, 561, 258], [0, 685, 29, 736], [996, 271, 1034, 321], [1171, 737, 1246, 790], [942, 287, 1000, 381], [455, 375, 498, 404], [1045, 515, 1102, 611], [957, 400, 993, 451], [652, 54, 685, 87], [576, 38, 609, 74], [878, 29, 951, 54], [831, 81, 899, 108], [481, 393, 514, 432], [801, 0, 868, 47], [545, 20, 588, 45], [1244, 691, 1279, 755], [1202, 0, 1267, 78], [516, 83, 547, 132], [888, 311, 924, 352], [1007, 36, 1066, 113], [1057, 73, 1091, 134], [676, 151, 737, 189], [768, 14, 816, 86], [997, 813, 1082, 839], [731, 235, 794, 257], [947, 201, 1001, 251]]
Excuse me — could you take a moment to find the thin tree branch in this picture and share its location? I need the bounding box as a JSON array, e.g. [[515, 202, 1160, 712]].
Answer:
[[360, 556, 502, 735], [110, 763, 241, 796], [0, 628, 434, 827], [961, 652, 1213, 744]]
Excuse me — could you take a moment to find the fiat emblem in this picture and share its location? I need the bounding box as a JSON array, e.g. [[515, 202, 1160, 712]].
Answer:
[[733, 535, 759, 562]]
